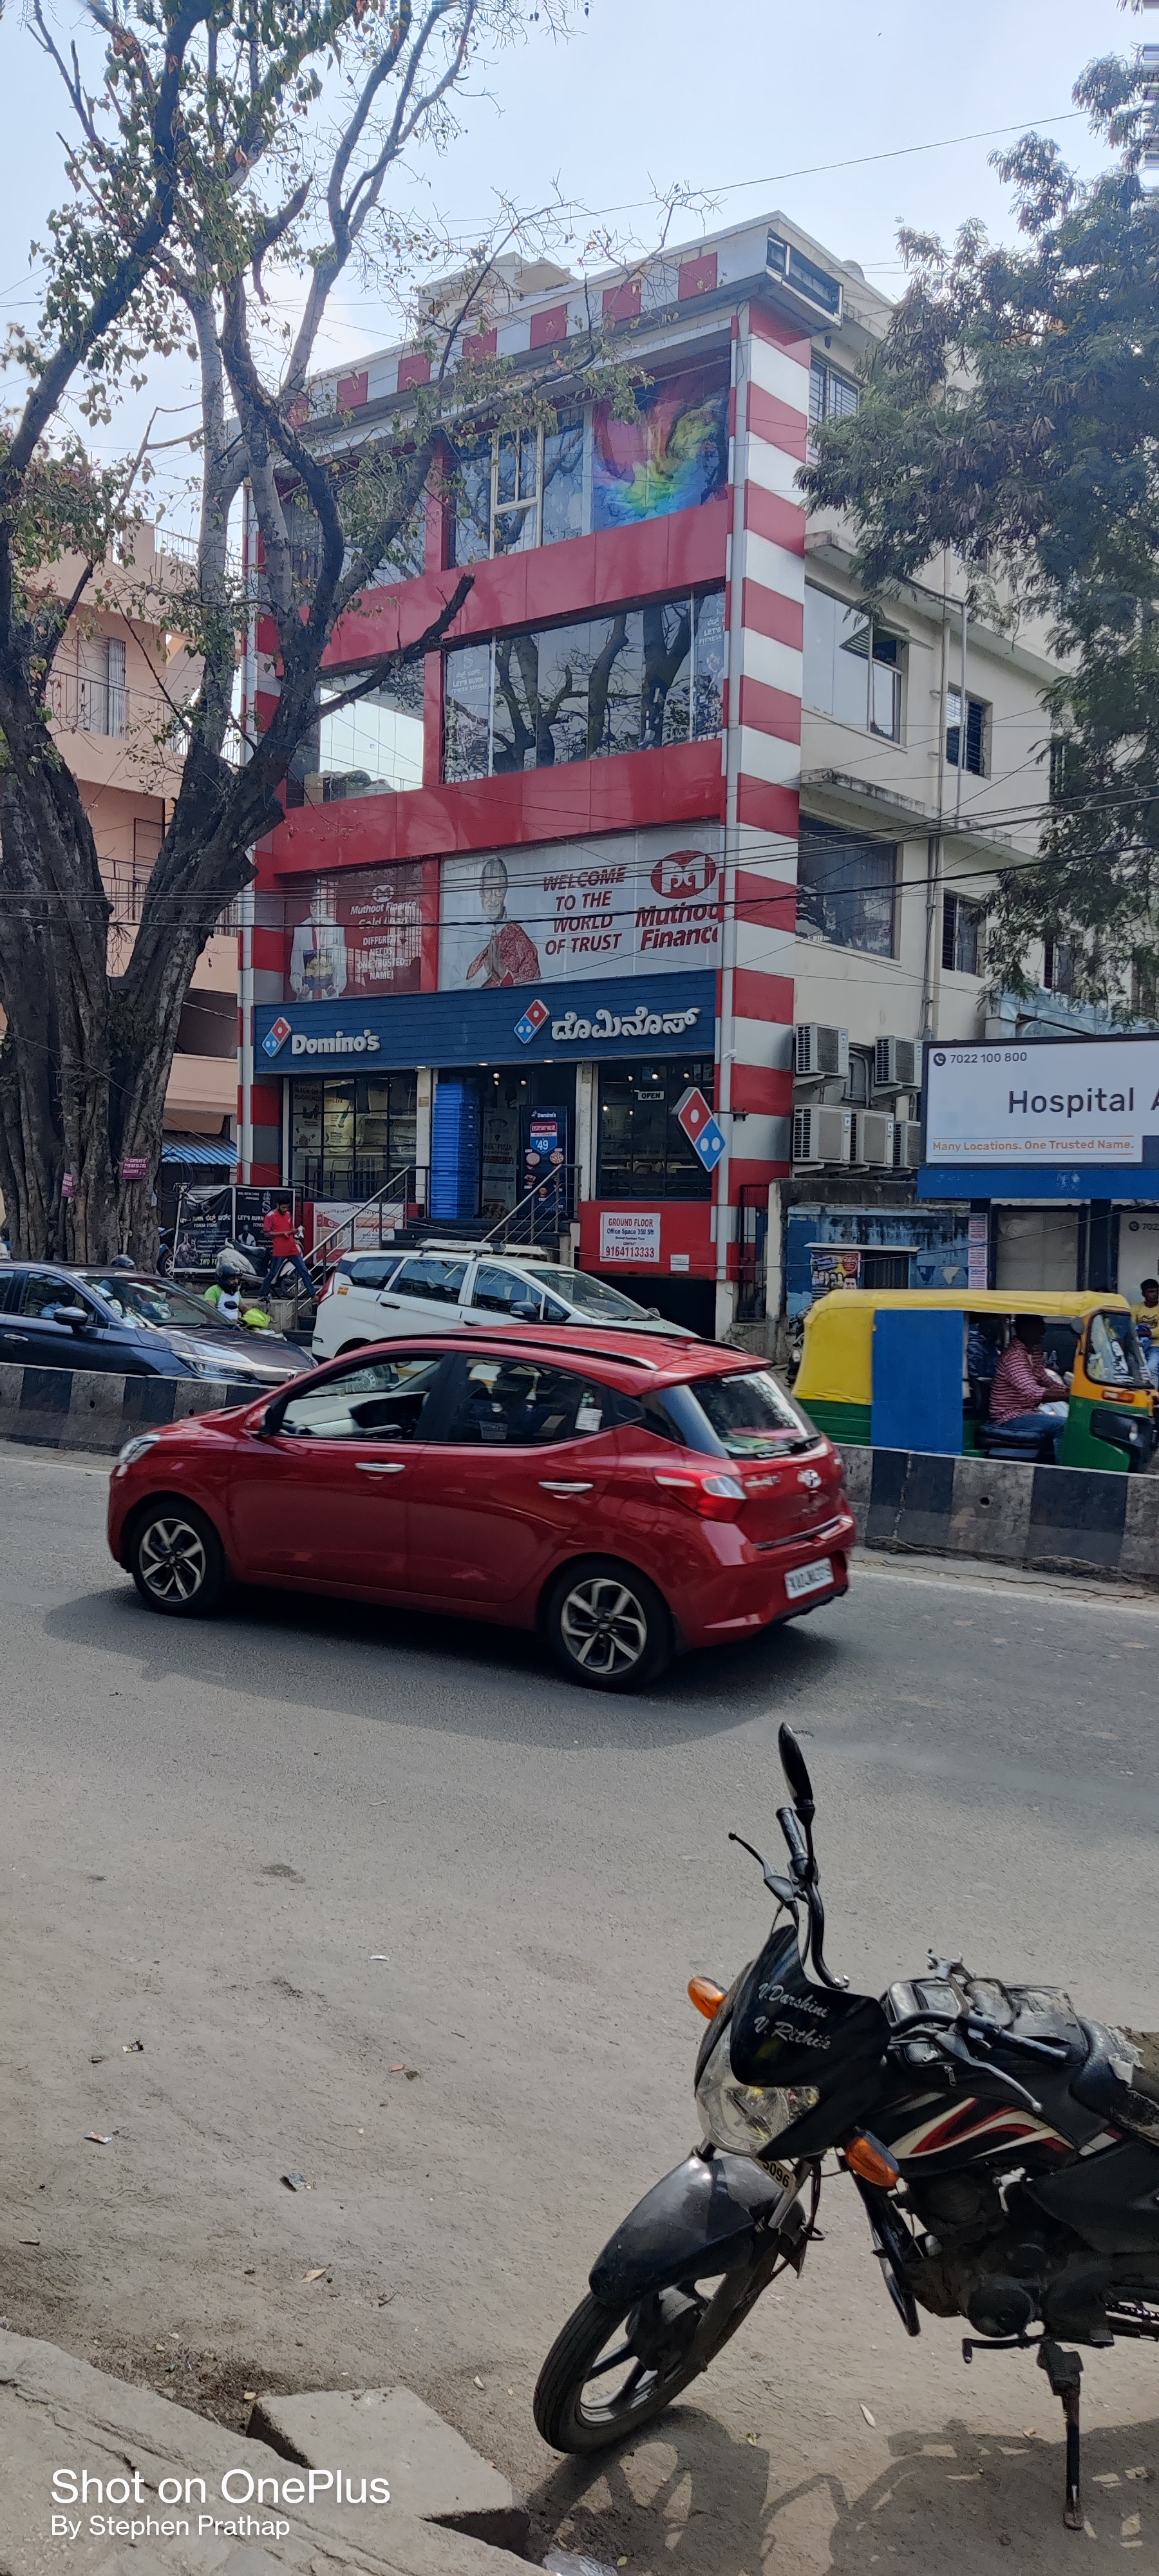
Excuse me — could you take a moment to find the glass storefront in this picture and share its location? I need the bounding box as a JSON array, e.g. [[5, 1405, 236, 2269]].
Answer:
[[290, 1074, 418, 1198], [598, 1058, 715, 1200]]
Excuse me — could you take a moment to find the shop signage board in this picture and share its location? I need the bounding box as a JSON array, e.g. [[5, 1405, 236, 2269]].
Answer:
[[600, 1210, 662, 1264], [924, 1037, 1159, 1166], [438, 826, 723, 991], [254, 970, 717, 1074], [287, 863, 426, 1001]]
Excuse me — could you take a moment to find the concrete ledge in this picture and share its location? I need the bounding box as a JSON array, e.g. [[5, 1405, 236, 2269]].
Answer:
[[251, 2388, 529, 2557], [0, 1365, 260, 1457], [840, 1443, 1158, 1587], [0, 2325, 533, 2575]]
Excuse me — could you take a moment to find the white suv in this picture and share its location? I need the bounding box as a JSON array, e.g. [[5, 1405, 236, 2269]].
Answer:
[[311, 1242, 695, 1361]]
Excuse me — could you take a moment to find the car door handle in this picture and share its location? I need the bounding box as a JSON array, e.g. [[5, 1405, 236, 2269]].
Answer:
[[4, 1331, 28, 1343], [356, 1460, 406, 1475], [538, 1480, 594, 1495], [376, 1297, 400, 1308]]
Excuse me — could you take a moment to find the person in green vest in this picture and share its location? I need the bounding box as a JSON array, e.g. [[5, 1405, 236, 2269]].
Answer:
[[204, 1256, 272, 1332]]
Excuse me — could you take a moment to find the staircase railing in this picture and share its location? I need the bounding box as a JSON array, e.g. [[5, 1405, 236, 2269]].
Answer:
[[308, 1166, 428, 1274], [481, 1163, 577, 1255]]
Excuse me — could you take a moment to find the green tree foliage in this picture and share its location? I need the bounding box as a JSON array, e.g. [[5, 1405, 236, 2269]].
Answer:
[[802, 45, 1159, 1015]]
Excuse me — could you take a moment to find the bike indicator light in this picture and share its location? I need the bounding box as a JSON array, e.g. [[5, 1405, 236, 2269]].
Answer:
[[688, 1976, 726, 2020], [844, 2133, 900, 2188]]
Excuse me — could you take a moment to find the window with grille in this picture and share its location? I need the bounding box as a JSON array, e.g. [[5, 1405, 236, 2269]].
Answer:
[[942, 892, 985, 976], [947, 688, 987, 775]]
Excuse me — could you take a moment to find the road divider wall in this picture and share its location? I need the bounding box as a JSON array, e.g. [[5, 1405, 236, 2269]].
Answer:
[[839, 1443, 1159, 1587], [0, 1361, 259, 1455]]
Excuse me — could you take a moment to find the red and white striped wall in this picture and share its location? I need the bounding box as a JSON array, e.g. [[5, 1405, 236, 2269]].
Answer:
[[714, 303, 808, 1318]]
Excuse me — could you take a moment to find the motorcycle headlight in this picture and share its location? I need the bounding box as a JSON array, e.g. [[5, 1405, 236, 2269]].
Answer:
[[694, 2026, 820, 2157], [116, 1432, 161, 1470]]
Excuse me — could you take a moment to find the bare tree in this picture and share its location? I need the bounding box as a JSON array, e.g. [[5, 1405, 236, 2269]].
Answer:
[[0, 0, 643, 1256]]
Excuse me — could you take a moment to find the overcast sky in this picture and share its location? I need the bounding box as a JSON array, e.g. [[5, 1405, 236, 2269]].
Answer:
[[0, 0, 1137, 519]]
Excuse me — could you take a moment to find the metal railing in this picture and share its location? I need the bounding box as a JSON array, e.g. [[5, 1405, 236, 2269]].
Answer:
[[48, 668, 176, 741], [309, 1166, 428, 1271], [482, 1162, 577, 1253]]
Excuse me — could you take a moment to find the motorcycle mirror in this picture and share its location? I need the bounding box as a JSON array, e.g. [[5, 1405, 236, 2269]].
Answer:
[[778, 1723, 815, 1821]]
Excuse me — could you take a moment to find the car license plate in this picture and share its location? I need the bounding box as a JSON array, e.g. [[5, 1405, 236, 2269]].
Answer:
[[785, 1557, 833, 1600]]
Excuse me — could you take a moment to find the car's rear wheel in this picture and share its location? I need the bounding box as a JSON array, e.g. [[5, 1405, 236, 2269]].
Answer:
[[129, 1501, 226, 1617], [545, 1555, 672, 1692]]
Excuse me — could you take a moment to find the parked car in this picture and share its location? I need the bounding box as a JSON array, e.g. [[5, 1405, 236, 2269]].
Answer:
[[106, 1328, 854, 1689], [312, 1242, 695, 1361], [0, 1265, 308, 1387]]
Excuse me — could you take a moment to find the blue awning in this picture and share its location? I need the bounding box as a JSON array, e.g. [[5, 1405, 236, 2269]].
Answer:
[[162, 1134, 238, 1167]]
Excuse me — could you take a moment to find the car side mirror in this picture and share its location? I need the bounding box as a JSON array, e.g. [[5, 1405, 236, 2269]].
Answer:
[[55, 1305, 91, 1331], [257, 1397, 287, 1438], [511, 1300, 540, 1321]]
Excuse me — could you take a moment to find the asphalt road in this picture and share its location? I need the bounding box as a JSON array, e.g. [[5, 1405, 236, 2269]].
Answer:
[[3, 1439, 1159, 2575]]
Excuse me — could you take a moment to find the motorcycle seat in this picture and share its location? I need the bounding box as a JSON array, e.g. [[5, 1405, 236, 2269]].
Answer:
[[1072, 2020, 1159, 2143]]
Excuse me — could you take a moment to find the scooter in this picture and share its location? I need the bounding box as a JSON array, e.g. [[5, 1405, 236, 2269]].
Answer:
[[534, 1727, 1159, 2534]]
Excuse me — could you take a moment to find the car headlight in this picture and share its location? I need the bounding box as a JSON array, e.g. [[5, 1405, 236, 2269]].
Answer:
[[694, 2025, 820, 2156], [117, 1432, 162, 1470]]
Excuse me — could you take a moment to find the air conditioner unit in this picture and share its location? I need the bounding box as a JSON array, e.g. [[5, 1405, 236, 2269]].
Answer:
[[793, 1105, 852, 1168], [857, 1111, 897, 1168], [893, 1120, 922, 1171], [874, 1036, 919, 1090], [795, 1023, 849, 1079]]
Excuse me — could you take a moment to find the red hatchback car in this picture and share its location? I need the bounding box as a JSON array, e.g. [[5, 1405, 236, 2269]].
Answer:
[[107, 1329, 854, 1690]]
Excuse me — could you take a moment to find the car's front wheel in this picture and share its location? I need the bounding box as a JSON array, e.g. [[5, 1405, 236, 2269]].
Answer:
[[129, 1501, 226, 1617], [545, 1555, 672, 1692]]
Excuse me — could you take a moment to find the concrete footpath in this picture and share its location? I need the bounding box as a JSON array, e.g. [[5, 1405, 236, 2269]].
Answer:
[[0, 2329, 534, 2576]]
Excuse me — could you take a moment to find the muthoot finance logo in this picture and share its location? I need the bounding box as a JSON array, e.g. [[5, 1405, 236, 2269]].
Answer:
[[50, 2465, 390, 2543], [650, 848, 718, 900]]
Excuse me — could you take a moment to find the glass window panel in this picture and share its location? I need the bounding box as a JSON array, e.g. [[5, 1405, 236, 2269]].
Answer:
[[870, 655, 900, 739], [392, 1255, 468, 1303], [444, 592, 723, 779], [496, 431, 519, 507], [809, 358, 827, 427], [796, 820, 896, 957], [470, 1263, 538, 1315], [443, 640, 492, 782], [437, 1356, 609, 1446], [493, 501, 539, 556], [279, 1354, 445, 1441], [287, 667, 424, 805], [692, 589, 726, 739], [583, 611, 643, 758], [541, 413, 585, 544], [827, 373, 859, 419], [596, 1058, 715, 1199], [450, 435, 493, 567], [642, 599, 692, 748]]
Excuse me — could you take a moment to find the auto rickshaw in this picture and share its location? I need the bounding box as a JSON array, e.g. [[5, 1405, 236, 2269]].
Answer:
[[794, 1288, 1156, 1472]]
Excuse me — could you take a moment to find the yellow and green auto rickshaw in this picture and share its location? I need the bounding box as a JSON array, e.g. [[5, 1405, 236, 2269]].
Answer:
[[794, 1288, 1156, 1472]]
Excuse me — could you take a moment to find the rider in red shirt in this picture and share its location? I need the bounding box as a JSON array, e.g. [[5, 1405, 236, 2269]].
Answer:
[[261, 1200, 316, 1303]]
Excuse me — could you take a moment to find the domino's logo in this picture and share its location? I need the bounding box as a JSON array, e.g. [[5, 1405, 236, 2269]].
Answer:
[[514, 998, 551, 1046], [262, 1015, 292, 1059]]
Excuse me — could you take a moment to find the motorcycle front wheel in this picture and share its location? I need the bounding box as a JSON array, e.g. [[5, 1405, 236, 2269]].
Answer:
[[534, 2286, 710, 2453]]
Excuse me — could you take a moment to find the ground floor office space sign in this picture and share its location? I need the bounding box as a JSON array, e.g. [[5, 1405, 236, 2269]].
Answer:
[[924, 1039, 1159, 1170]]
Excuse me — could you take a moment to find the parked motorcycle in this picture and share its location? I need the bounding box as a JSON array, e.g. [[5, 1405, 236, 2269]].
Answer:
[[534, 1727, 1159, 2533]]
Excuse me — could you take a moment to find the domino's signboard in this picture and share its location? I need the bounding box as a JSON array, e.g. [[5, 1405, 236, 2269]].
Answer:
[[920, 1036, 1159, 1200]]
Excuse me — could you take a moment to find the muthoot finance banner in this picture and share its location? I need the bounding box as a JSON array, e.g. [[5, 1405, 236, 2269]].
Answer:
[[925, 1039, 1159, 1165], [438, 827, 722, 990]]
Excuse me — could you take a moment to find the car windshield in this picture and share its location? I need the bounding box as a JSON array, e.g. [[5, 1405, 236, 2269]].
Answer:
[[1086, 1307, 1150, 1389], [80, 1274, 226, 1333], [532, 1267, 651, 1321], [675, 1366, 816, 1458]]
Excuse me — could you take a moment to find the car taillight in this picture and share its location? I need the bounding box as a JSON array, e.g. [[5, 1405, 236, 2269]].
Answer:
[[654, 1470, 746, 1519]]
